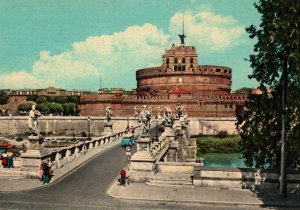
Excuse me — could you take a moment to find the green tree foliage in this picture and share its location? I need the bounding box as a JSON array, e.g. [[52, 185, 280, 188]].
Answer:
[[68, 96, 79, 103], [237, 0, 300, 169], [48, 102, 63, 114], [26, 95, 37, 102], [36, 103, 50, 113], [55, 96, 68, 104], [36, 96, 47, 104], [196, 136, 241, 154], [18, 102, 35, 112], [0, 91, 8, 104]]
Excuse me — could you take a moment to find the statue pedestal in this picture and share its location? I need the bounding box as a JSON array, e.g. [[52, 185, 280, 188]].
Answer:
[[164, 126, 175, 142], [131, 136, 155, 171], [174, 119, 182, 132], [21, 136, 51, 175], [102, 124, 113, 136]]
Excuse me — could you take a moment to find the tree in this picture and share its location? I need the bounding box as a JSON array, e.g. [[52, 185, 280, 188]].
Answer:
[[18, 102, 35, 112], [55, 96, 68, 104], [0, 91, 8, 104], [48, 102, 63, 114], [36, 103, 50, 114], [237, 0, 300, 169], [26, 95, 37, 102], [36, 96, 47, 104], [68, 96, 79, 103]]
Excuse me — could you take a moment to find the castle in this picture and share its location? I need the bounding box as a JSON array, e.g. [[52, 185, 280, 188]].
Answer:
[[78, 42, 248, 117]]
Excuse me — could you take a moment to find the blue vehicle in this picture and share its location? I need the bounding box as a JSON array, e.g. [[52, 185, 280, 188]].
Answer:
[[121, 134, 135, 147]]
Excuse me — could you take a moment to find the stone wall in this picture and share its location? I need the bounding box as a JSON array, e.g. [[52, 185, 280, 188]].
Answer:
[[193, 167, 300, 190], [0, 116, 139, 137], [188, 117, 237, 135]]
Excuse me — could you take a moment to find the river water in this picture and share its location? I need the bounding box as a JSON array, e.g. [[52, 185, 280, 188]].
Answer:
[[201, 153, 248, 168]]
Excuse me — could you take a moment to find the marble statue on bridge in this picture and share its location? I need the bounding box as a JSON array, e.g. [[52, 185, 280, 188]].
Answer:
[[163, 106, 173, 127], [139, 105, 151, 137], [134, 106, 140, 118], [105, 106, 113, 126], [175, 104, 183, 119], [28, 105, 42, 137]]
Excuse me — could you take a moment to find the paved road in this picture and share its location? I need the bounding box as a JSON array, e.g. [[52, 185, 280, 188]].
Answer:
[[0, 128, 266, 209]]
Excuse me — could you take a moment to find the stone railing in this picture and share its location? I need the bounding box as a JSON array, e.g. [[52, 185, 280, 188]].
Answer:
[[149, 134, 169, 162], [50, 132, 124, 170], [22, 126, 140, 177], [193, 167, 300, 190]]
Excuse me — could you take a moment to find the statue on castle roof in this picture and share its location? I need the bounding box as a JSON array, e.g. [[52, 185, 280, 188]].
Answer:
[[139, 105, 151, 137], [178, 34, 186, 45], [28, 104, 42, 137]]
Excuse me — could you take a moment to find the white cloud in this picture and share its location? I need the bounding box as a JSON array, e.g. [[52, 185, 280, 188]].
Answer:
[[169, 11, 245, 51], [0, 71, 50, 89], [1, 23, 170, 89], [1, 9, 245, 90]]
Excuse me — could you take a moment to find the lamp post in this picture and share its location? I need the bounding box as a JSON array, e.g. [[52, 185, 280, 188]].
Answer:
[[280, 59, 288, 198], [127, 115, 129, 131]]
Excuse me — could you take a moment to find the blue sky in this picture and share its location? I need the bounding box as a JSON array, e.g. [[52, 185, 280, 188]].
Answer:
[[0, 0, 260, 91]]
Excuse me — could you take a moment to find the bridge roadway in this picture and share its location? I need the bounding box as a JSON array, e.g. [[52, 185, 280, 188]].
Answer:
[[0, 130, 260, 209]]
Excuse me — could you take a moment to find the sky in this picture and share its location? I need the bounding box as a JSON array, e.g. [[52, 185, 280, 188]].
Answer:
[[0, 0, 261, 91]]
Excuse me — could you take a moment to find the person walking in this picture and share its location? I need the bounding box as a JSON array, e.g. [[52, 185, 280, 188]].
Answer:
[[47, 159, 53, 178], [7, 150, 14, 168], [120, 168, 126, 186], [1, 153, 7, 168], [42, 162, 50, 184], [39, 161, 44, 182]]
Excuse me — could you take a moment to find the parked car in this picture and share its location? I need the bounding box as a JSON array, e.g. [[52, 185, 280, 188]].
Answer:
[[121, 134, 135, 147], [0, 140, 14, 149]]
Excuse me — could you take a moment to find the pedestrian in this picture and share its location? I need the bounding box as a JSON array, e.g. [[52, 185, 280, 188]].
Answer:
[[42, 161, 50, 184], [39, 161, 43, 181], [47, 159, 53, 178], [120, 168, 126, 186], [1, 153, 7, 168], [7, 150, 14, 168]]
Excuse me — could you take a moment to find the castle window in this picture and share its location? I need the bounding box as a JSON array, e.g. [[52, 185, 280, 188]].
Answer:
[[216, 69, 221, 72], [182, 66, 186, 71], [174, 58, 178, 64], [166, 58, 169, 64], [224, 70, 227, 73], [182, 58, 185, 63], [174, 66, 178, 71], [225, 105, 228, 108], [190, 58, 193, 63], [190, 64, 193, 68]]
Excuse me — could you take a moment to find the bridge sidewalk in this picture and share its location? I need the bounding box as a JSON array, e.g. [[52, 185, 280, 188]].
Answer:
[[107, 181, 300, 208]]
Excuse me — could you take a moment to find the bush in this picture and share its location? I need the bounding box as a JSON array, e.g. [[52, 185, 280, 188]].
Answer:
[[216, 130, 229, 139], [196, 135, 241, 153]]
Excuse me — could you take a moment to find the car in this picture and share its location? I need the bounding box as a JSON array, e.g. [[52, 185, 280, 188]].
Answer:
[[121, 134, 135, 147], [0, 140, 14, 149]]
